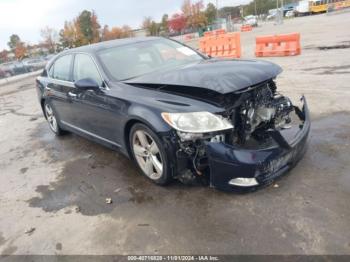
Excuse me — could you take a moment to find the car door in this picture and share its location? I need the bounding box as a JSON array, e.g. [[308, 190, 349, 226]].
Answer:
[[69, 53, 122, 146], [46, 54, 78, 125]]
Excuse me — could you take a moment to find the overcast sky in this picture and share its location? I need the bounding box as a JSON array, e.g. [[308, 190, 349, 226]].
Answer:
[[0, 0, 250, 50]]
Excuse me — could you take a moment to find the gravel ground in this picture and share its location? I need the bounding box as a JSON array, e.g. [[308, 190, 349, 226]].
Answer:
[[0, 12, 349, 255]]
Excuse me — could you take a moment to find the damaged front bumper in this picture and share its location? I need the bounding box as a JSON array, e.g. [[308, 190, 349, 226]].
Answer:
[[206, 96, 310, 192]]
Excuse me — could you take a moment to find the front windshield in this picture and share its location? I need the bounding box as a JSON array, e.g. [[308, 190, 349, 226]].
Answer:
[[97, 38, 204, 81]]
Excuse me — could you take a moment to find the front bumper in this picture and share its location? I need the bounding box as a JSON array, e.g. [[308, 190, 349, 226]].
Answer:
[[206, 96, 310, 192]]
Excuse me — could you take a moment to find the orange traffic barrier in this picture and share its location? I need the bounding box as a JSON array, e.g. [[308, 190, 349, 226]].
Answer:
[[255, 33, 301, 57], [199, 32, 241, 59], [203, 29, 226, 38], [213, 29, 226, 35], [203, 31, 214, 37], [241, 25, 252, 32]]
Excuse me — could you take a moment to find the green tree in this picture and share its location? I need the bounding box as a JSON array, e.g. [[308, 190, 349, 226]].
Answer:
[[205, 3, 217, 24], [77, 10, 101, 44], [161, 14, 169, 32], [8, 34, 21, 51]]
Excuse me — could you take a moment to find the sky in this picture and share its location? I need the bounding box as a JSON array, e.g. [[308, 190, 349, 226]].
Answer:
[[0, 0, 250, 50]]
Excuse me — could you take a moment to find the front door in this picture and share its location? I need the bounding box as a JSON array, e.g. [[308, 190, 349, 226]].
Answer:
[[69, 53, 122, 146]]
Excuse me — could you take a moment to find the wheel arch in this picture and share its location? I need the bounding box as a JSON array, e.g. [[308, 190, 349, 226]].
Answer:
[[123, 117, 168, 158], [124, 119, 144, 159]]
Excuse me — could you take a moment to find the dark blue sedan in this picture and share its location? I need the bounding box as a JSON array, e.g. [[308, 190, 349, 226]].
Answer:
[[36, 37, 310, 192]]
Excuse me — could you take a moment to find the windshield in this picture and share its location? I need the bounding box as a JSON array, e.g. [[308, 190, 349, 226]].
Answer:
[[97, 38, 204, 81]]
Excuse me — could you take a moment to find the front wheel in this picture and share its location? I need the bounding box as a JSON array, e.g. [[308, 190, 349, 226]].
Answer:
[[129, 123, 172, 185]]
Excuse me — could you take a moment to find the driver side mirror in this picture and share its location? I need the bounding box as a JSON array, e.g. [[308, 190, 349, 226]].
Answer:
[[74, 78, 100, 91]]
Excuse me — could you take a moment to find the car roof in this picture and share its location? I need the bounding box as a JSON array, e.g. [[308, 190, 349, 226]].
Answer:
[[62, 36, 162, 55]]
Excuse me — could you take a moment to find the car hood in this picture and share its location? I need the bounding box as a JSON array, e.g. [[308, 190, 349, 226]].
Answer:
[[123, 59, 282, 94]]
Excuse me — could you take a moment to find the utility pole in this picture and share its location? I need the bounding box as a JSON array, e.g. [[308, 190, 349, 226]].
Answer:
[[216, 0, 219, 20], [254, 0, 257, 17], [281, 0, 284, 24], [276, 0, 279, 24]]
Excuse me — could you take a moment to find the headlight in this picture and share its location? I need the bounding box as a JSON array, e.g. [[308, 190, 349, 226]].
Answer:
[[161, 112, 233, 133]]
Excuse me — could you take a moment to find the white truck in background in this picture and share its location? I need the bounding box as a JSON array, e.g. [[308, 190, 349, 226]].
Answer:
[[296, 0, 310, 16]]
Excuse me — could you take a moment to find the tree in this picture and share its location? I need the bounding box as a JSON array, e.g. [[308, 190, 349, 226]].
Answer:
[[181, 0, 207, 30], [243, 0, 297, 16], [59, 21, 78, 49], [205, 3, 217, 24], [58, 10, 102, 49], [142, 17, 160, 36], [7, 34, 27, 59], [8, 34, 21, 51], [0, 50, 8, 63], [14, 42, 27, 59], [101, 25, 133, 41], [168, 13, 187, 33], [77, 10, 101, 45], [181, 0, 192, 17], [40, 26, 58, 53], [142, 17, 152, 33], [161, 14, 169, 33], [219, 6, 241, 18]]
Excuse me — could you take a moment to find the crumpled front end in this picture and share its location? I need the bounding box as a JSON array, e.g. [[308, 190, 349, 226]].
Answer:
[[206, 97, 310, 192]]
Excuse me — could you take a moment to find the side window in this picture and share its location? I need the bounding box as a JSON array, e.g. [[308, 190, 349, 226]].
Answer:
[[50, 55, 73, 81], [73, 54, 102, 86]]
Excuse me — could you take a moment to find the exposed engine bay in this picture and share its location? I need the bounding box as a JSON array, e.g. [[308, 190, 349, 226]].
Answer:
[[233, 80, 294, 143], [174, 80, 301, 184]]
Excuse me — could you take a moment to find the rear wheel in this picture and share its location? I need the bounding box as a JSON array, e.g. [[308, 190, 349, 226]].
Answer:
[[44, 101, 65, 136], [130, 123, 172, 185]]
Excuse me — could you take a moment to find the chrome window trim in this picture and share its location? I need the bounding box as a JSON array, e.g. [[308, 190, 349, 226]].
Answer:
[[61, 120, 120, 147]]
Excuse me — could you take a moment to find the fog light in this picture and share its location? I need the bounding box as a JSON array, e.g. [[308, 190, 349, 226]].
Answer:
[[229, 177, 259, 187]]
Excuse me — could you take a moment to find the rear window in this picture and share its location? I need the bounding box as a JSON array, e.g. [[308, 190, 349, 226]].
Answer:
[[49, 55, 73, 81]]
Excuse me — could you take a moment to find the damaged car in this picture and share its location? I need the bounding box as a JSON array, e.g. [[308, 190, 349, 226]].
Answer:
[[36, 37, 310, 192]]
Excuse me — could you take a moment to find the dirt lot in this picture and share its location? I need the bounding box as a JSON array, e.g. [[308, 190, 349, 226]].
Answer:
[[0, 12, 350, 255]]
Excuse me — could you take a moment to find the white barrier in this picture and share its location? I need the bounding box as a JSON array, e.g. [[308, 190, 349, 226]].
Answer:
[[0, 70, 42, 86]]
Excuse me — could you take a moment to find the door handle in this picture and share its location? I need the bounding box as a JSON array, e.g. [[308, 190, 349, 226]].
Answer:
[[68, 91, 77, 98]]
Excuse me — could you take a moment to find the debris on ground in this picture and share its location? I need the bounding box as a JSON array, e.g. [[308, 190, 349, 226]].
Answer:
[[114, 188, 121, 193], [273, 184, 279, 188], [75, 206, 81, 213], [24, 227, 35, 235], [105, 198, 112, 204]]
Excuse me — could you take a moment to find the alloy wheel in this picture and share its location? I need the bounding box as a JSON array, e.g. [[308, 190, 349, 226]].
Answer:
[[45, 103, 58, 133], [132, 130, 163, 180]]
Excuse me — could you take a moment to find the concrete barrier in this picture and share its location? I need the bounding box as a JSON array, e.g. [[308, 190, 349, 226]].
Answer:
[[0, 70, 42, 87]]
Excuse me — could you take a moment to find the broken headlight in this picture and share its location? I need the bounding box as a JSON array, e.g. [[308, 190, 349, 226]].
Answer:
[[161, 112, 233, 133]]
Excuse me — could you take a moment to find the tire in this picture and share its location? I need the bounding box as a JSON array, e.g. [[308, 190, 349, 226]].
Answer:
[[43, 101, 65, 136], [129, 123, 172, 185]]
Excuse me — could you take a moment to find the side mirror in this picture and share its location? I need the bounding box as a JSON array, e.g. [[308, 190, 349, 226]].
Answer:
[[74, 78, 99, 91]]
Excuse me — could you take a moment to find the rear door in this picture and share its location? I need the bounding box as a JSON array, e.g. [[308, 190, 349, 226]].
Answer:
[[46, 54, 76, 125]]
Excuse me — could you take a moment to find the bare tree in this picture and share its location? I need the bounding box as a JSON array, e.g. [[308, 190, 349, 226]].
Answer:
[[40, 26, 58, 53]]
